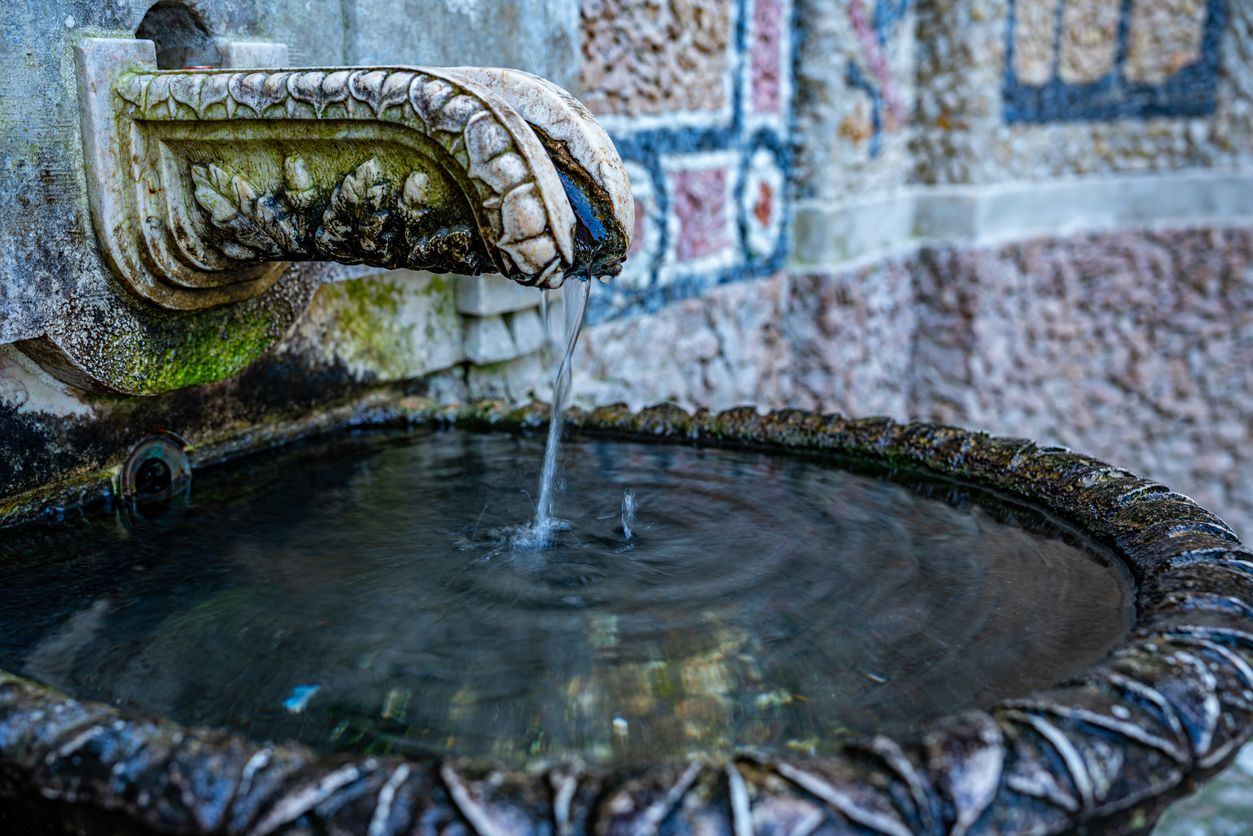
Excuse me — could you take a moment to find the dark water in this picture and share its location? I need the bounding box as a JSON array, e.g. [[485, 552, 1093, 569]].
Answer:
[[0, 429, 1133, 767]]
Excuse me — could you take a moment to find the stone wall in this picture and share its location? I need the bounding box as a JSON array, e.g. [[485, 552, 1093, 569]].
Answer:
[[573, 226, 1253, 538], [907, 228, 1253, 536], [792, 0, 1253, 196], [571, 0, 1253, 539]]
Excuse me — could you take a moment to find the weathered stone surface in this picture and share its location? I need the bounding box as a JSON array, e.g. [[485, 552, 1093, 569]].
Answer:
[[463, 315, 519, 365], [466, 351, 549, 402], [750, 0, 787, 114], [1058, 0, 1123, 84], [670, 165, 733, 262], [282, 270, 462, 382], [830, 227, 1251, 542], [784, 261, 918, 418], [344, 0, 580, 91], [793, 0, 915, 201], [1012, 0, 1062, 85], [573, 272, 794, 411], [579, 0, 732, 117], [796, 0, 1253, 192], [506, 308, 547, 355], [905, 227, 1253, 542], [1125, 0, 1210, 84]]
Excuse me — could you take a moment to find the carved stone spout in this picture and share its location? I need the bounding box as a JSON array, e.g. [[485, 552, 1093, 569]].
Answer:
[[77, 39, 632, 312]]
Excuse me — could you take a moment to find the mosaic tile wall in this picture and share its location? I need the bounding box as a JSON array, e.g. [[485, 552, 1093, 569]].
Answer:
[[582, 0, 1249, 329], [577, 0, 795, 324], [945, 0, 1252, 183], [795, 0, 1252, 193], [793, 0, 916, 202], [574, 0, 1253, 543]]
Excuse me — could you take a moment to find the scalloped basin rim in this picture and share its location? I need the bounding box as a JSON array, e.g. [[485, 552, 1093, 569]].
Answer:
[[0, 400, 1250, 835]]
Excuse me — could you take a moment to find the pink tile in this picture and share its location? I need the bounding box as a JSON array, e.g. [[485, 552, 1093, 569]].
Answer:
[[751, 0, 785, 114], [671, 168, 731, 261]]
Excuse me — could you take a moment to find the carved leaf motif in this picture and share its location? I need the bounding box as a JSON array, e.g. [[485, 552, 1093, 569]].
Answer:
[[283, 157, 317, 209], [315, 158, 391, 262], [190, 163, 303, 260], [407, 227, 479, 274], [397, 171, 432, 224]]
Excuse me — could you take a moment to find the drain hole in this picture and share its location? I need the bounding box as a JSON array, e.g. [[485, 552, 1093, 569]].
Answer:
[[121, 434, 192, 505], [134, 458, 173, 498], [136, 1, 218, 69]]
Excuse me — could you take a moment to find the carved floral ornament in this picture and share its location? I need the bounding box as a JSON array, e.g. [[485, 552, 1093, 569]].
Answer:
[[78, 40, 632, 312]]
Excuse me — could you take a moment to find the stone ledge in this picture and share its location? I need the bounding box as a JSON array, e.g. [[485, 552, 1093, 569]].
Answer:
[[792, 170, 1253, 269]]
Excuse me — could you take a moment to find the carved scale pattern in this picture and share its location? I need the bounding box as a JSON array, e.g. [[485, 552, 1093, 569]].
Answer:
[[1, 405, 1250, 833], [117, 68, 577, 286]]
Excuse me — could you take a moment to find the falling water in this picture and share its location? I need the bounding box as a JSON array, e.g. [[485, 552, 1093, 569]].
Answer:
[[620, 488, 637, 540], [531, 278, 592, 546]]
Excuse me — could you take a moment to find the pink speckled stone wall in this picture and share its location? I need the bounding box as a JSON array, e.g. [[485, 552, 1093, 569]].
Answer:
[[577, 226, 1253, 538]]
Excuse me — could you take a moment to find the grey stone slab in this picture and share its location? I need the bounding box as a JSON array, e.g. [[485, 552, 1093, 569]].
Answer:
[[506, 308, 547, 356], [457, 274, 545, 316], [463, 313, 518, 364]]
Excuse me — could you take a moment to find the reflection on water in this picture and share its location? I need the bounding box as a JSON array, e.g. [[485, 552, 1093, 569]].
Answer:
[[0, 430, 1134, 768]]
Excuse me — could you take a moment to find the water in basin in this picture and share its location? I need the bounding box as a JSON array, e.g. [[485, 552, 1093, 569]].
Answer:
[[0, 429, 1134, 768]]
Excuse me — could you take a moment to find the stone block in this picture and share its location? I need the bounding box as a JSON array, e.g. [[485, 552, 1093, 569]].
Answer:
[[668, 163, 735, 263], [1012, 0, 1062, 85], [286, 270, 462, 382], [750, 0, 787, 115], [464, 315, 518, 365], [507, 308, 548, 356], [1125, 0, 1208, 84], [457, 275, 544, 317], [213, 40, 288, 68], [1059, 0, 1123, 84], [467, 352, 548, 402]]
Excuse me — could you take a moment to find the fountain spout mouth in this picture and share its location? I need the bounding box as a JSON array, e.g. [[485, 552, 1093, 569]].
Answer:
[[77, 39, 632, 312]]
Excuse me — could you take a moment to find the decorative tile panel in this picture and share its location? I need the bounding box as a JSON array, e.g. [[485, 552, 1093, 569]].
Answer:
[[1004, 0, 1228, 121], [671, 162, 735, 263], [579, 0, 796, 323]]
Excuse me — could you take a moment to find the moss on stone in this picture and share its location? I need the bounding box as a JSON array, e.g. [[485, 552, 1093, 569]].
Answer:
[[316, 272, 458, 381], [116, 306, 286, 395]]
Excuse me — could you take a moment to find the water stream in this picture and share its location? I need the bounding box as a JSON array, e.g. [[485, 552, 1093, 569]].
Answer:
[[529, 278, 592, 547]]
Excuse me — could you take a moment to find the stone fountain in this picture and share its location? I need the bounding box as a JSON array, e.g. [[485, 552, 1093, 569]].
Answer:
[[0, 2, 1249, 834]]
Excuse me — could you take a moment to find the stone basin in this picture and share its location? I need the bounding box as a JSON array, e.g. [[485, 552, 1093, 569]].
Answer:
[[0, 401, 1249, 835]]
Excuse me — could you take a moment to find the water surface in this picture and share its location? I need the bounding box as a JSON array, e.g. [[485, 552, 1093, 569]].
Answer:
[[0, 429, 1134, 767]]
